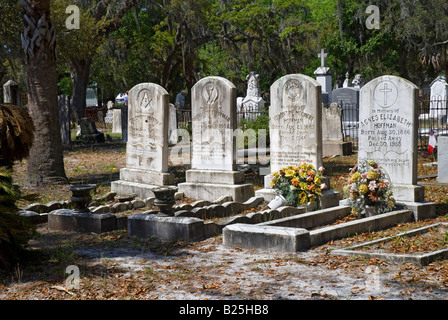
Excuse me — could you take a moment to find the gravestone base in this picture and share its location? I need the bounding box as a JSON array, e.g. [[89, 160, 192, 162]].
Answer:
[[179, 169, 254, 203], [185, 169, 245, 184], [178, 181, 254, 203], [48, 209, 117, 234], [127, 214, 209, 242], [111, 168, 174, 199], [323, 141, 352, 157], [397, 201, 437, 221], [111, 180, 175, 200], [391, 184, 425, 203], [119, 168, 174, 186]]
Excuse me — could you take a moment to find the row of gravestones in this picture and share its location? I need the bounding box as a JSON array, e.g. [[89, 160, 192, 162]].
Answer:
[[110, 74, 434, 217]]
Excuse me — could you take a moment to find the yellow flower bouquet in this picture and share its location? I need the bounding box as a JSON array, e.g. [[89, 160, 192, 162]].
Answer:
[[270, 162, 326, 207], [344, 160, 396, 217]]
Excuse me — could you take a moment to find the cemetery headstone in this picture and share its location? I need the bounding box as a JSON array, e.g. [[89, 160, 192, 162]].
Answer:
[[429, 76, 448, 122], [314, 49, 332, 107], [111, 83, 174, 199], [3, 80, 20, 106], [58, 95, 70, 144], [79, 117, 105, 143], [178, 76, 254, 202], [358, 75, 435, 219], [438, 135, 448, 183], [105, 101, 114, 124], [112, 108, 122, 134], [322, 102, 352, 156], [331, 87, 360, 139], [168, 103, 177, 145], [255, 74, 340, 208]]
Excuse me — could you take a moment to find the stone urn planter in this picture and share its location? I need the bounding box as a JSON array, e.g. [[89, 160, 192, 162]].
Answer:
[[152, 187, 177, 216], [69, 184, 95, 213]]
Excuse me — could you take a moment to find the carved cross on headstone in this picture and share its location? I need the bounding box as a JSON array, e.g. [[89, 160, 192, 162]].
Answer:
[[318, 48, 328, 68], [379, 83, 393, 105]]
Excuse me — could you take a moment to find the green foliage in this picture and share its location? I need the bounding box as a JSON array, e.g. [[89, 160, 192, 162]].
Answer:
[[0, 167, 37, 271], [239, 109, 270, 148]]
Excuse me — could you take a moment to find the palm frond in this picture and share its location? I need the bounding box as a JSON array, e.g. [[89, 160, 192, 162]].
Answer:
[[0, 104, 35, 163]]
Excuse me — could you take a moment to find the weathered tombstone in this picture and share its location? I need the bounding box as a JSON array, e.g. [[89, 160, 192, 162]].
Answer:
[[3, 80, 20, 106], [79, 117, 105, 143], [58, 95, 70, 145], [322, 102, 352, 156], [358, 75, 435, 219], [438, 135, 448, 183], [168, 103, 177, 145], [255, 74, 340, 208], [429, 76, 448, 122], [178, 76, 254, 202], [112, 108, 122, 134], [104, 101, 114, 124], [111, 83, 174, 199], [331, 87, 360, 139]]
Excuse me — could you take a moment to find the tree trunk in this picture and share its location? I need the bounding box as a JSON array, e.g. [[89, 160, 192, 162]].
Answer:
[[21, 0, 68, 186], [70, 58, 92, 123]]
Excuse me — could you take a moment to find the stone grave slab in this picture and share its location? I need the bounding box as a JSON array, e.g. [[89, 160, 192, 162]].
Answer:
[[331, 223, 448, 266]]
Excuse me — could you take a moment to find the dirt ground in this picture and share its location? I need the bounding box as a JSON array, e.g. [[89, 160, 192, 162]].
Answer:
[[2, 135, 448, 303]]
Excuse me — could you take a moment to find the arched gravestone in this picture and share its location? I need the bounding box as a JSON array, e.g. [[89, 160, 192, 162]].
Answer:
[[256, 74, 340, 208], [178, 76, 254, 202], [111, 83, 174, 199], [358, 75, 435, 219], [269, 74, 323, 172]]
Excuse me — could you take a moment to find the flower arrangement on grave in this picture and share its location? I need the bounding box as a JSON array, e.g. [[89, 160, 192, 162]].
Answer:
[[270, 162, 326, 207], [344, 160, 396, 217]]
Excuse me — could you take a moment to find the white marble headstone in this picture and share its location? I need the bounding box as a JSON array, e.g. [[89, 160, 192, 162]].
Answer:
[[269, 74, 323, 172], [126, 82, 169, 172], [429, 76, 448, 120], [359, 75, 421, 201], [191, 76, 237, 171]]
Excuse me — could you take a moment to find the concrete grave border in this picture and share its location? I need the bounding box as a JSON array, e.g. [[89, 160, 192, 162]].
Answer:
[[222, 207, 415, 251], [330, 222, 448, 266]]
